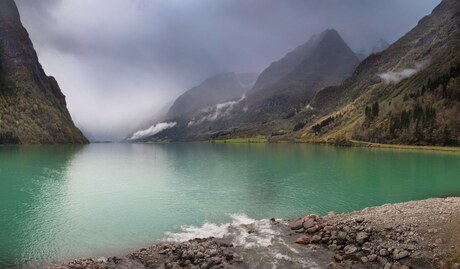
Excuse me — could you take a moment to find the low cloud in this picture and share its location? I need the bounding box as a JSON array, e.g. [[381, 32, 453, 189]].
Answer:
[[378, 61, 427, 84], [129, 122, 177, 140], [188, 95, 246, 126]]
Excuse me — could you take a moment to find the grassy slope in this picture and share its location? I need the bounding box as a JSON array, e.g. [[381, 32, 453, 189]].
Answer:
[[291, 0, 460, 147]]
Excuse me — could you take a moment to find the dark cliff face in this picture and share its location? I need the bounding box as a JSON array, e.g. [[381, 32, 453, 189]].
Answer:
[[0, 0, 88, 144]]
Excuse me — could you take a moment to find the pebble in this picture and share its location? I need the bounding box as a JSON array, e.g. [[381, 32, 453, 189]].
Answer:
[[356, 232, 369, 243], [393, 250, 410, 260], [334, 254, 344, 262], [344, 245, 357, 255], [380, 249, 390, 256], [368, 254, 377, 262]]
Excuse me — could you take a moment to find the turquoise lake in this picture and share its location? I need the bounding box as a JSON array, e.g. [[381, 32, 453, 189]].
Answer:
[[0, 143, 459, 268]]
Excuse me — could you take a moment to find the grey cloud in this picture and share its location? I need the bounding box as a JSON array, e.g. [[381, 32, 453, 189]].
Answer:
[[15, 0, 440, 140], [378, 61, 429, 84]]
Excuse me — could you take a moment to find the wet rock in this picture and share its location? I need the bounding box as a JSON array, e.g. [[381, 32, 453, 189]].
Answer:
[[334, 254, 344, 262], [295, 228, 305, 233], [303, 214, 318, 222], [223, 251, 234, 261], [205, 257, 222, 269], [311, 235, 322, 243], [290, 219, 304, 230], [295, 235, 311, 245], [306, 226, 319, 234], [303, 220, 315, 229]]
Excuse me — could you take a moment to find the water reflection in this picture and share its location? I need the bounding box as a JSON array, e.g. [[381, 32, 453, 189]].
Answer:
[[0, 145, 84, 268], [0, 143, 459, 268]]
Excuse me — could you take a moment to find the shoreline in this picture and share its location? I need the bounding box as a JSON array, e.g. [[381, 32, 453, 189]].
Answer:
[[46, 197, 460, 269], [349, 140, 460, 153], [206, 138, 460, 153]]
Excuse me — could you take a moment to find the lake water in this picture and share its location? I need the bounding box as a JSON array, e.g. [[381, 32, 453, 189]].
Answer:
[[0, 143, 459, 268]]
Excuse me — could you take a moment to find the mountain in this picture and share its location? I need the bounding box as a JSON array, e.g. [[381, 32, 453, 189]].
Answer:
[[235, 29, 359, 124], [165, 72, 257, 120], [355, 39, 390, 61], [371, 39, 390, 54], [295, 0, 460, 146], [252, 29, 359, 97], [140, 29, 359, 142], [0, 0, 87, 144], [355, 49, 369, 61]]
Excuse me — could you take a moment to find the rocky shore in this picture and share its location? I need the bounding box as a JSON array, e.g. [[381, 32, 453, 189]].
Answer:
[[46, 197, 460, 269], [288, 197, 460, 269]]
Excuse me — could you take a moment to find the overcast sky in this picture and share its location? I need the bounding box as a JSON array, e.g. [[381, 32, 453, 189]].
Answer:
[[15, 0, 441, 141]]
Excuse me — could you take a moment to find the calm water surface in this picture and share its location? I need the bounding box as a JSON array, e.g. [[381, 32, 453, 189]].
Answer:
[[0, 143, 459, 267]]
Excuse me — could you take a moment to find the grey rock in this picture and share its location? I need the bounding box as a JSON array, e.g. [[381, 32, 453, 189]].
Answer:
[[393, 250, 410, 260], [290, 219, 304, 230], [205, 257, 222, 269], [379, 249, 390, 256], [356, 232, 369, 243], [311, 235, 322, 243], [368, 254, 377, 262], [344, 245, 358, 255], [303, 220, 315, 229]]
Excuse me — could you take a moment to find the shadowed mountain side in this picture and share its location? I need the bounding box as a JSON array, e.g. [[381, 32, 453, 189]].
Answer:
[[297, 0, 460, 146], [140, 29, 359, 142], [0, 0, 87, 144]]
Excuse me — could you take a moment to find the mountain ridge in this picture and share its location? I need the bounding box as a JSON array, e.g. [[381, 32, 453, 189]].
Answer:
[[295, 0, 460, 146], [140, 29, 360, 142]]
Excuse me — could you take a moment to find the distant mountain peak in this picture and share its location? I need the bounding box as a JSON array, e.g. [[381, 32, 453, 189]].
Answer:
[[371, 38, 390, 54], [252, 28, 355, 93]]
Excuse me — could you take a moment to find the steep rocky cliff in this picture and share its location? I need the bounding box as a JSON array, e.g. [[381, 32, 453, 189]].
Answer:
[[0, 0, 87, 144]]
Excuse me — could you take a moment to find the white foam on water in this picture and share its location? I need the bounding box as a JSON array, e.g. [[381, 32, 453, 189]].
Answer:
[[165, 214, 323, 268], [165, 222, 231, 242], [274, 253, 291, 261], [165, 214, 279, 248], [96, 257, 107, 263]]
